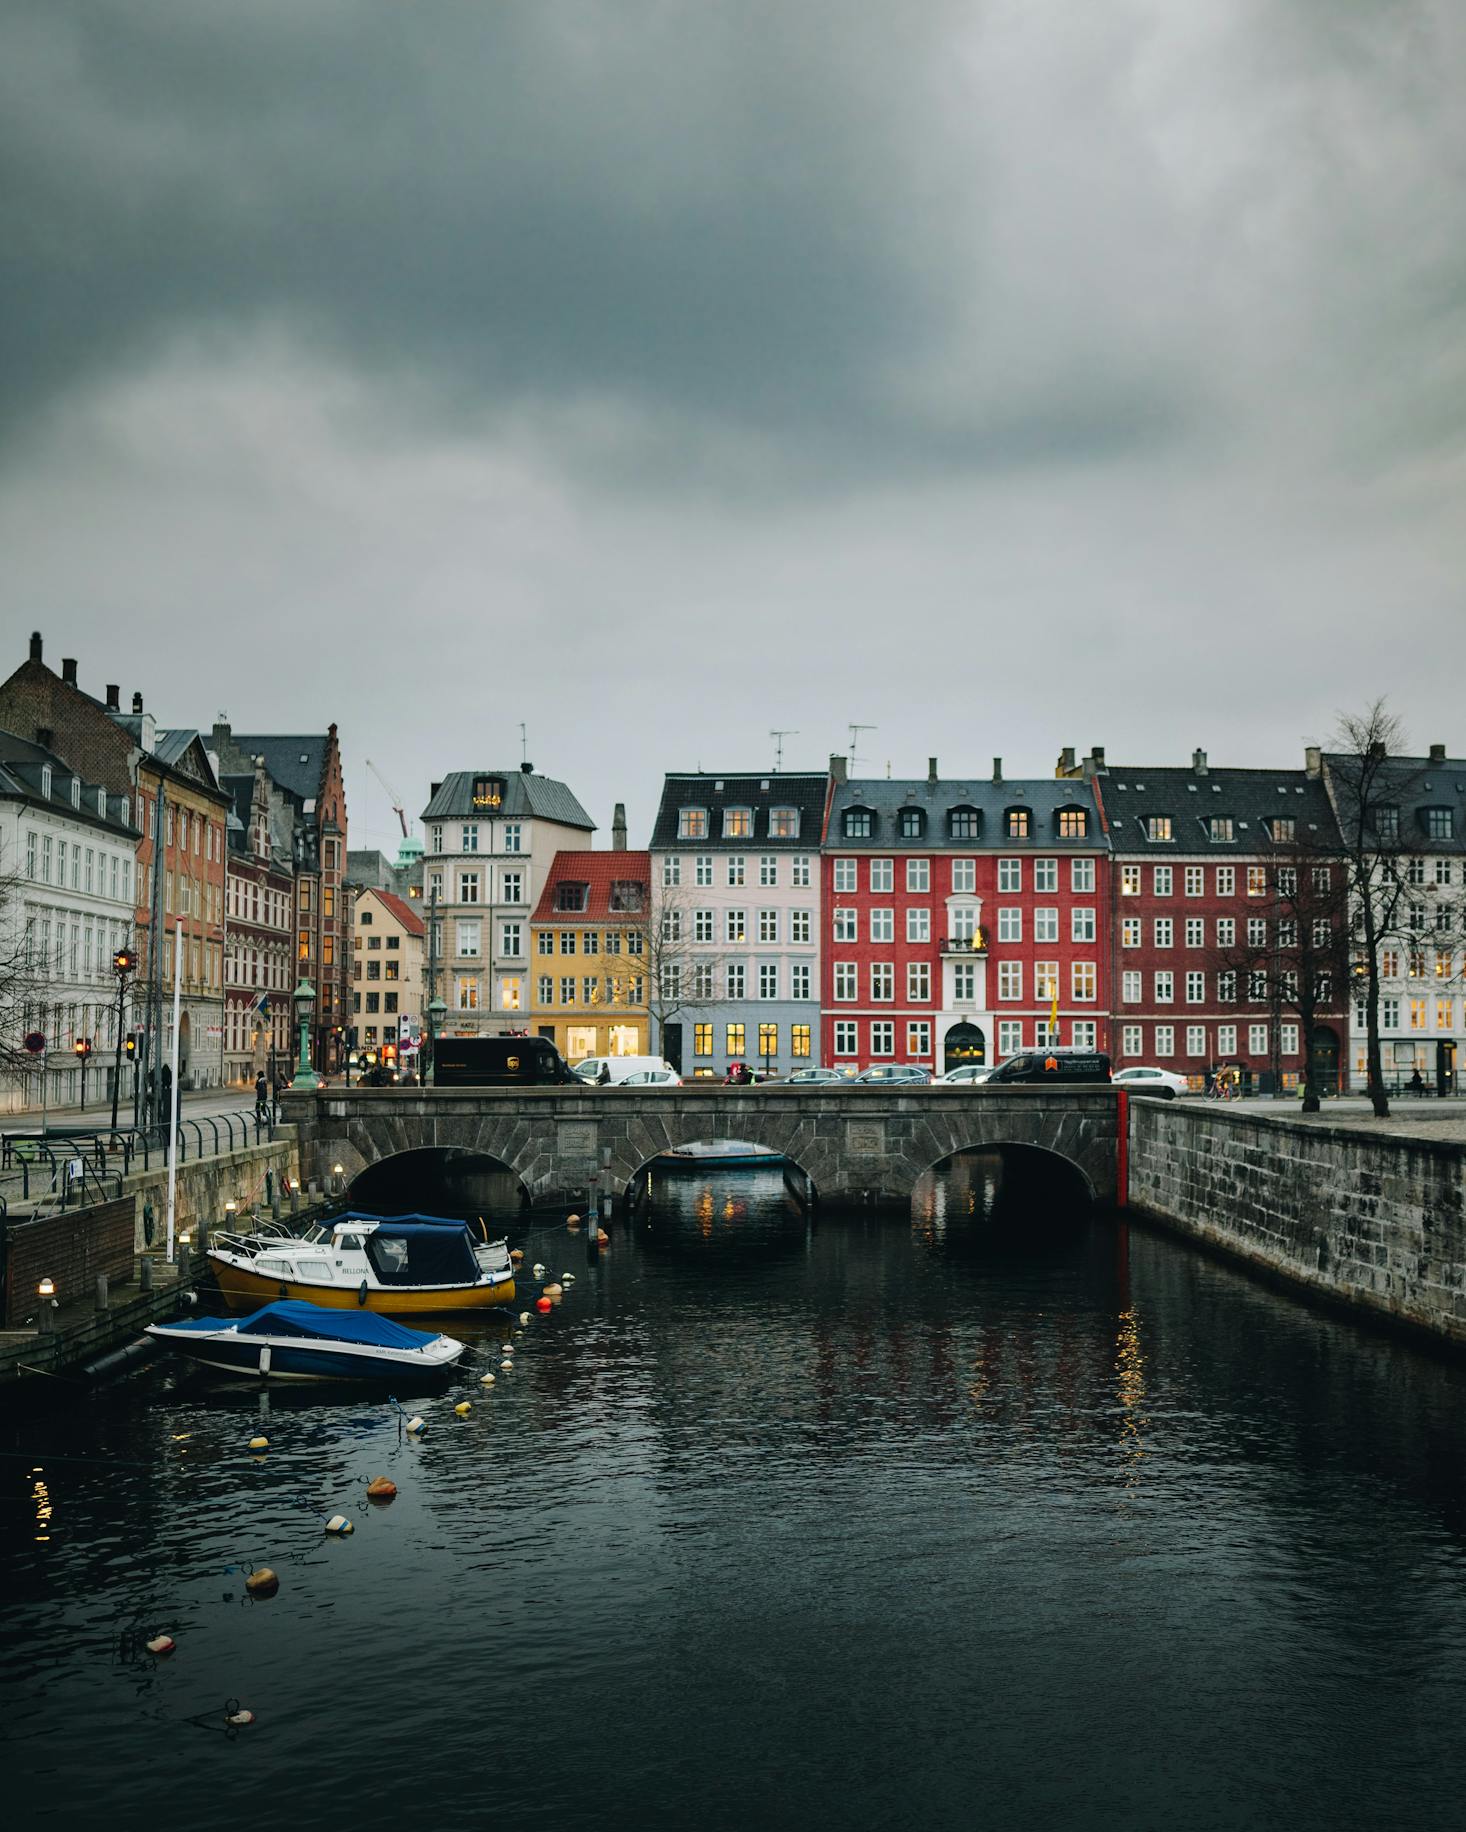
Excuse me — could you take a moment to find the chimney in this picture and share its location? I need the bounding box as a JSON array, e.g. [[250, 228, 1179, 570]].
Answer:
[[1305, 745, 1321, 779], [212, 718, 231, 749], [1368, 740, 1386, 761], [28, 631, 42, 663], [1192, 748, 1208, 776], [612, 802, 628, 851], [61, 657, 77, 686], [430, 781, 442, 799], [132, 691, 143, 715], [520, 760, 533, 774], [1082, 745, 1107, 779], [1429, 743, 1446, 764], [829, 754, 847, 785], [105, 684, 120, 711], [927, 756, 938, 785], [992, 757, 1003, 785], [36, 726, 53, 751], [1057, 747, 1076, 778]]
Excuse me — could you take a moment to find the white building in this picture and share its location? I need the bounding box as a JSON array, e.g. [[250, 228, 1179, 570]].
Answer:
[[420, 767, 595, 1035], [1, 732, 141, 1112]]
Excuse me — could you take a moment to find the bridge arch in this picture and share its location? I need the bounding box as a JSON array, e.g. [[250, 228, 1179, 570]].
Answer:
[[915, 1139, 1096, 1209], [341, 1145, 529, 1217]]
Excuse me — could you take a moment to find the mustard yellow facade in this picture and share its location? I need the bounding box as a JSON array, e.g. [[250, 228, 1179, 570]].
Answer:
[[528, 849, 651, 1065]]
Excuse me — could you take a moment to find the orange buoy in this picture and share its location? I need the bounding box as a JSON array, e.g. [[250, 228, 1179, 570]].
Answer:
[[146, 1635, 175, 1656], [510, 1247, 524, 1263], [366, 1477, 397, 1502], [245, 1567, 279, 1598], [596, 1230, 610, 1247], [535, 1296, 552, 1313]]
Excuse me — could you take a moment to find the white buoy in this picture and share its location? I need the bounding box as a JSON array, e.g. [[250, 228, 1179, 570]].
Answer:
[[324, 1515, 354, 1536], [500, 1359, 514, 1372], [518, 1311, 531, 1326], [405, 1415, 427, 1435], [480, 1372, 496, 1386], [532, 1263, 547, 1280], [227, 1708, 255, 1727], [145, 1635, 175, 1656], [562, 1273, 575, 1286]]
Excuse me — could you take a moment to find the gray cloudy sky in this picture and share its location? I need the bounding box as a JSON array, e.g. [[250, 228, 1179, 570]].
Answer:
[[3, 0, 1463, 855]]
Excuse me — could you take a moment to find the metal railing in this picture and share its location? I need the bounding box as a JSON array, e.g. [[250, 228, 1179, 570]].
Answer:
[[1, 1105, 281, 1197]]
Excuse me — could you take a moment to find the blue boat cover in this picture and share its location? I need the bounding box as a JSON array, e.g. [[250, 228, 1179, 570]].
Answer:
[[165, 1301, 439, 1349]]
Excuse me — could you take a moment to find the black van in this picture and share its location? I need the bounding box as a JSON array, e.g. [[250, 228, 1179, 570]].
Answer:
[[432, 1037, 577, 1088], [986, 1048, 1112, 1085]]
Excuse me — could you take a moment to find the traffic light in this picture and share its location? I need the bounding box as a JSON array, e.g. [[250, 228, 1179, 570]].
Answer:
[[74, 1037, 93, 1058], [124, 1034, 138, 1060], [113, 947, 137, 975]]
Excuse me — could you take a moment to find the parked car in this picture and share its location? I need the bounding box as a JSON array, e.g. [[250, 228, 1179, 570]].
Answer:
[[620, 1067, 683, 1086], [936, 1063, 997, 1085], [853, 1064, 932, 1085], [1112, 1065, 1189, 1099], [986, 1049, 1111, 1086], [572, 1054, 679, 1086], [787, 1067, 845, 1086]]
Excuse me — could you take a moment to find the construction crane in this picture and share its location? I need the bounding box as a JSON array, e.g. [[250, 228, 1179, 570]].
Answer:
[[365, 758, 411, 838]]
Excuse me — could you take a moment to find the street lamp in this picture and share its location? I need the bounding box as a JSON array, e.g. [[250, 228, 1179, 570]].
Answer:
[[427, 996, 447, 1085], [291, 978, 320, 1091], [110, 948, 136, 1131], [74, 1036, 93, 1107]]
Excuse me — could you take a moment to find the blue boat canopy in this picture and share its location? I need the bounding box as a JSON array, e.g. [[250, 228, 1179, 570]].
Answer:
[[166, 1302, 440, 1350]]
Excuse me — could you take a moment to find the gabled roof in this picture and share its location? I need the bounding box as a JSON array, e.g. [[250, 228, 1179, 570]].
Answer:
[[649, 772, 827, 850], [530, 850, 651, 922], [422, 769, 594, 829], [0, 727, 139, 839], [361, 888, 426, 937], [229, 734, 329, 807], [1321, 751, 1466, 853], [826, 775, 1101, 850], [1100, 766, 1341, 853], [110, 716, 229, 800]]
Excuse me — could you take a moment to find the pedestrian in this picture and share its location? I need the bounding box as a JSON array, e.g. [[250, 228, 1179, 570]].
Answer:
[[597, 1062, 611, 1086], [1409, 1067, 1425, 1096], [160, 1061, 173, 1111], [254, 1070, 270, 1120]]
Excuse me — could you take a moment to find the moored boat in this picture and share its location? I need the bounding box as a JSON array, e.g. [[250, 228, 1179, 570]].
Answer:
[[146, 1300, 465, 1381], [206, 1212, 515, 1315]]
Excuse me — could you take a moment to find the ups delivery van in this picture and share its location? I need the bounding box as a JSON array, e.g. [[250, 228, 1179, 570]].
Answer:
[[432, 1038, 576, 1087]]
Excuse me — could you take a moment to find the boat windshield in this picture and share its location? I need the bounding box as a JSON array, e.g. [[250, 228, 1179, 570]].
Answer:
[[364, 1224, 480, 1287]]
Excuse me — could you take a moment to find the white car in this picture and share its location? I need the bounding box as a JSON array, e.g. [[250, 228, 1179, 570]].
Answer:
[[620, 1068, 683, 1087], [1112, 1065, 1189, 1099], [936, 1063, 997, 1085]]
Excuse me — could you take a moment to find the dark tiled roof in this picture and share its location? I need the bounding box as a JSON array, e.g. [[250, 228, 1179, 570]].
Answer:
[[421, 770, 594, 830], [1101, 766, 1341, 853], [649, 772, 827, 850], [826, 776, 1101, 850], [0, 727, 139, 839], [530, 850, 651, 922], [230, 734, 328, 806], [1321, 752, 1466, 853]]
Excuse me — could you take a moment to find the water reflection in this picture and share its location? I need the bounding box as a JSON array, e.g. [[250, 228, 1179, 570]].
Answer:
[[637, 1163, 810, 1264], [912, 1146, 1091, 1259]]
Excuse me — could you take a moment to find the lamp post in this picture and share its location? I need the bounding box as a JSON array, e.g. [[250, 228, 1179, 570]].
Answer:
[[110, 948, 136, 1131], [291, 978, 320, 1090], [427, 996, 447, 1085], [74, 1036, 93, 1108]]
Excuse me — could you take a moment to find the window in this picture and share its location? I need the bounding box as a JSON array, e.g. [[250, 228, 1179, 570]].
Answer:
[[727, 856, 746, 887], [997, 1021, 1022, 1057], [869, 859, 893, 893], [695, 855, 713, 886], [726, 964, 746, 998], [1154, 866, 1173, 896], [1155, 1026, 1175, 1056], [458, 920, 482, 958], [871, 963, 894, 1001], [1373, 805, 1400, 842], [951, 962, 976, 1001], [1122, 918, 1141, 948], [1154, 918, 1173, 948], [998, 961, 1023, 1000], [907, 908, 930, 943], [1072, 962, 1096, 1001], [1122, 970, 1141, 1002], [1071, 907, 1096, 943], [726, 909, 746, 943], [835, 963, 859, 1002], [1071, 857, 1095, 892], [581, 975, 598, 1004], [502, 823, 522, 854], [833, 907, 857, 943], [1147, 817, 1173, 842], [1121, 865, 1141, 895], [694, 1023, 713, 1057], [366, 958, 382, 980], [998, 908, 1022, 943], [1218, 970, 1236, 1002], [791, 964, 812, 1000], [951, 807, 981, 839], [769, 807, 800, 839], [1281, 1023, 1300, 1055], [502, 871, 523, 905], [1034, 908, 1059, 943], [843, 808, 873, 839], [899, 809, 925, 839], [679, 808, 709, 839], [790, 909, 811, 944], [951, 859, 975, 893], [1248, 917, 1266, 946], [695, 908, 715, 943], [537, 974, 553, 1003], [554, 882, 589, 913], [1437, 998, 1454, 1031], [1058, 808, 1088, 838], [791, 856, 811, 887], [833, 858, 857, 894], [1217, 1024, 1237, 1055], [998, 859, 1022, 893], [461, 824, 480, 852], [1217, 917, 1236, 947], [758, 909, 779, 943], [1182, 1025, 1205, 1057], [759, 965, 778, 999], [583, 931, 600, 956], [662, 856, 681, 887], [726, 1023, 745, 1056], [1209, 818, 1234, 843], [365, 991, 380, 1013], [559, 930, 577, 955], [1034, 961, 1059, 1000], [1423, 808, 1454, 841], [871, 1021, 895, 1056], [25, 830, 36, 878], [1122, 1024, 1143, 1056], [1034, 858, 1058, 893], [757, 1022, 778, 1059], [905, 858, 930, 893], [456, 977, 479, 1011], [907, 1021, 932, 1057], [1382, 997, 1400, 1029], [907, 962, 930, 1002], [870, 909, 894, 943], [1246, 866, 1266, 897], [1185, 971, 1205, 1003], [1185, 917, 1205, 947], [1154, 971, 1174, 1002], [834, 1021, 858, 1056], [1247, 971, 1268, 1002], [1247, 1023, 1268, 1055], [1004, 809, 1029, 838], [662, 964, 683, 1001], [1409, 998, 1428, 1031], [722, 808, 753, 839], [759, 855, 778, 886]]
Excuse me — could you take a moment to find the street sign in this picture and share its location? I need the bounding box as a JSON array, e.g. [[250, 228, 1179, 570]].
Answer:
[[23, 1030, 46, 1054]]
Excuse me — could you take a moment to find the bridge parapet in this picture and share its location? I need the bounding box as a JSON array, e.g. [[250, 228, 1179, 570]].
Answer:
[[282, 1085, 1122, 1207]]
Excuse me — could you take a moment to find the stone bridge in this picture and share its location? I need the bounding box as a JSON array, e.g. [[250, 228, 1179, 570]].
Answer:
[[281, 1085, 1123, 1208]]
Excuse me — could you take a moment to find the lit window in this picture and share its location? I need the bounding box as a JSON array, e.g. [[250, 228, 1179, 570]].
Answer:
[[1004, 809, 1028, 839], [1209, 818, 1234, 843], [757, 1022, 778, 1059], [1121, 865, 1141, 895], [1058, 808, 1087, 837], [1147, 816, 1173, 842], [769, 808, 800, 839], [694, 1023, 713, 1057], [726, 1023, 745, 1057], [1072, 962, 1096, 1001], [723, 808, 753, 839], [907, 1021, 931, 1057], [679, 808, 709, 839]]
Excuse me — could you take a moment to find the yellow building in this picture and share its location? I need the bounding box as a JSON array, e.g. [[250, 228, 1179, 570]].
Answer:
[[528, 850, 649, 1063]]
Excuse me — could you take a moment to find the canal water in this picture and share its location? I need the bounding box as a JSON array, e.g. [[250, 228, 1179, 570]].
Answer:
[[5, 1157, 1466, 1831]]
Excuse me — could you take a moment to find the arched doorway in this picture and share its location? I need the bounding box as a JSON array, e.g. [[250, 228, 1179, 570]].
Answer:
[[1310, 1025, 1340, 1091], [943, 1022, 986, 1074]]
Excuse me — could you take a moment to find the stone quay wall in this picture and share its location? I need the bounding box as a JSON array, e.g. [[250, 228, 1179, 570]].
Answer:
[[1128, 1101, 1466, 1348]]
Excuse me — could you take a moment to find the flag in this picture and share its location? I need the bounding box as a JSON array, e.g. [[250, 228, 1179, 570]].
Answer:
[[1049, 989, 1060, 1045]]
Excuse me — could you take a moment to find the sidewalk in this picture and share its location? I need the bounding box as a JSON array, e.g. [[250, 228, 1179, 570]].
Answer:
[[1179, 1094, 1466, 1147]]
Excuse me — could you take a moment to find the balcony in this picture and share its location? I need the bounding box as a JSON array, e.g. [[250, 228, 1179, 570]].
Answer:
[[940, 934, 987, 956]]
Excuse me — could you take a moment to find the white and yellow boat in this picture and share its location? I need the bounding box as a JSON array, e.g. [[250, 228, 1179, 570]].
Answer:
[[206, 1212, 515, 1316]]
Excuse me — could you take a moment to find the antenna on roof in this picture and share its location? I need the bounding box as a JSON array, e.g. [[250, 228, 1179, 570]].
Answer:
[[519, 722, 528, 766], [848, 724, 876, 773], [770, 729, 798, 771]]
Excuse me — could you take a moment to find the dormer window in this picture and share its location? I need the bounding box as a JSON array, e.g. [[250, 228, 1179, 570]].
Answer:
[[554, 883, 590, 912], [96, 787, 106, 816], [41, 765, 52, 798], [471, 774, 505, 811], [899, 808, 925, 839], [1423, 807, 1454, 841], [71, 776, 81, 809], [722, 807, 753, 839], [1373, 804, 1400, 842], [1003, 808, 1028, 839], [1057, 808, 1087, 838], [1146, 816, 1173, 842], [120, 797, 130, 827], [1270, 818, 1296, 842], [769, 807, 800, 839], [678, 807, 709, 839], [1208, 817, 1234, 842], [609, 880, 644, 912], [843, 808, 873, 839], [949, 806, 981, 839]]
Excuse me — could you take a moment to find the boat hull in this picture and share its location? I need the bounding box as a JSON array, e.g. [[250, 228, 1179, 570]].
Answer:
[[208, 1256, 515, 1316], [148, 1331, 462, 1383]]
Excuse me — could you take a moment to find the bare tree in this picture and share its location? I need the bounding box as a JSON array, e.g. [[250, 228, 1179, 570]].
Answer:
[[0, 857, 48, 1094], [635, 883, 730, 1063]]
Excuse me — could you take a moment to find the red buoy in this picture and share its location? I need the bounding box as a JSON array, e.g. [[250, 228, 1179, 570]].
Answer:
[[535, 1296, 553, 1314]]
